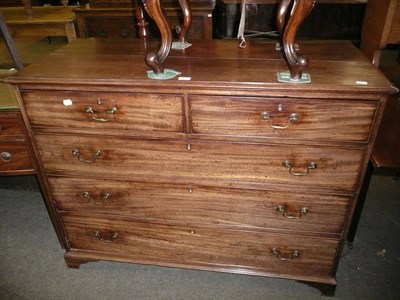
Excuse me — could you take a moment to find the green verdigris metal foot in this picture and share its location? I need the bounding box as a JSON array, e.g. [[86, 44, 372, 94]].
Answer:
[[147, 69, 182, 80], [172, 42, 192, 50], [277, 71, 311, 83]]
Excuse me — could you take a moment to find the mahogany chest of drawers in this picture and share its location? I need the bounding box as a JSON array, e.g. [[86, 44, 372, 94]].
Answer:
[[0, 82, 35, 175], [6, 38, 396, 295]]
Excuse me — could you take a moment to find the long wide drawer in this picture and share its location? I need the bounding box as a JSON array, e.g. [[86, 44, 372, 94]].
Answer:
[[21, 91, 184, 133], [49, 176, 350, 235], [63, 213, 340, 279], [36, 134, 365, 191], [189, 96, 378, 143]]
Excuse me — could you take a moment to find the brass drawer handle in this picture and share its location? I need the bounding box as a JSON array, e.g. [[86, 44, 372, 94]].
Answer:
[[271, 248, 300, 261], [276, 205, 309, 219], [1, 151, 12, 162], [82, 192, 111, 205], [84, 106, 117, 122], [72, 148, 101, 163], [94, 230, 118, 243], [260, 112, 298, 129], [282, 160, 317, 176]]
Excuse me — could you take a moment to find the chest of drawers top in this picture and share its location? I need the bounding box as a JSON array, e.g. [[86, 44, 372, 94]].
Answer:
[[5, 39, 395, 96]]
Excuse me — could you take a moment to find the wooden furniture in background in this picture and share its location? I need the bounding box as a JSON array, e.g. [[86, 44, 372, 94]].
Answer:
[[139, 0, 315, 81], [360, 0, 400, 66], [0, 83, 35, 176], [6, 38, 396, 296], [348, 0, 400, 246], [1, 5, 78, 43], [0, 9, 35, 176], [275, 0, 316, 80], [347, 86, 400, 247], [73, 0, 215, 39]]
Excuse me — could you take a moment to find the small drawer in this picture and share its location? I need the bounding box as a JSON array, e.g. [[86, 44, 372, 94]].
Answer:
[[0, 141, 33, 173], [49, 176, 350, 234], [63, 213, 340, 279], [189, 96, 378, 142], [21, 91, 184, 133], [0, 112, 24, 139], [37, 135, 364, 191]]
